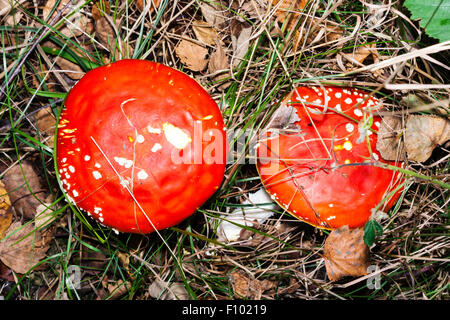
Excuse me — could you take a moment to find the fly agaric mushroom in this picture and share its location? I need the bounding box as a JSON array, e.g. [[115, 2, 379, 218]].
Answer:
[[256, 86, 404, 229], [56, 59, 227, 234]]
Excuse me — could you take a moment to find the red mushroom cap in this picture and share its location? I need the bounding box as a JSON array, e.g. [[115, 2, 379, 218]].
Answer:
[[256, 86, 404, 229], [56, 59, 227, 234]]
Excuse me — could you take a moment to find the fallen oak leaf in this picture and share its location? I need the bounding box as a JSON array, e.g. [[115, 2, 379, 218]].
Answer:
[[376, 115, 406, 161], [0, 221, 52, 274], [174, 39, 209, 72], [192, 20, 221, 46], [323, 225, 370, 282], [2, 161, 48, 220], [405, 114, 450, 162]]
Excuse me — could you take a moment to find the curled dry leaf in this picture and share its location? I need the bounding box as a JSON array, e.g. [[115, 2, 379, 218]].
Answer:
[[148, 279, 189, 300], [230, 270, 276, 299], [2, 161, 48, 219], [376, 115, 406, 161], [323, 225, 370, 282], [405, 115, 450, 162], [0, 221, 52, 274], [192, 20, 220, 46], [175, 39, 209, 72], [0, 181, 12, 240]]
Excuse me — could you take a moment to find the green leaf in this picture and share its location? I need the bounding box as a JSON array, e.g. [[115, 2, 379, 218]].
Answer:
[[363, 220, 383, 246], [404, 0, 450, 42]]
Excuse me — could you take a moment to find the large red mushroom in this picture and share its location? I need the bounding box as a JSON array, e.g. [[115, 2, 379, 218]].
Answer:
[[256, 86, 404, 229], [56, 59, 227, 234]]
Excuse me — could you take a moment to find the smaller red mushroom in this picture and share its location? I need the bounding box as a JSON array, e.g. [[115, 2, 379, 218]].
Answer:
[[256, 86, 404, 229], [56, 59, 228, 234]]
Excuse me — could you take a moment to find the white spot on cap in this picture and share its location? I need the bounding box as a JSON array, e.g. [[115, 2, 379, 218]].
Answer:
[[72, 190, 79, 197], [345, 123, 355, 133], [162, 122, 192, 149], [147, 125, 161, 134], [353, 108, 363, 117], [375, 121, 380, 128], [137, 170, 148, 180], [84, 155, 91, 161], [151, 143, 162, 152], [62, 158, 67, 163], [95, 163, 101, 168], [345, 97, 353, 104], [372, 153, 379, 161], [94, 207, 102, 214], [93, 171, 102, 180], [68, 166, 75, 173], [335, 104, 342, 111], [328, 203, 334, 208], [343, 141, 353, 151], [335, 92, 342, 98], [124, 160, 133, 168], [136, 135, 145, 143], [114, 157, 133, 168]]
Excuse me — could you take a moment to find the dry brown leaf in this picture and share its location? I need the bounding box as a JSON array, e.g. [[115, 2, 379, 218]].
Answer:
[[192, 20, 220, 46], [230, 270, 276, 299], [230, 20, 252, 68], [405, 115, 450, 162], [43, 0, 92, 38], [200, 1, 226, 27], [91, 0, 111, 20], [271, 0, 307, 31], [208, 44, 230, 89], [136, 0, 161, 13], [293, 19, 344, 52], [0, 221, 52, 274], [2, 161, 48, 220], [376, 115, 406, 161], [55, 56, 86, 80], [0, 181, 12, 241], [35, 107, 56, 147], [175, 39, 209, 72], [92, 2, 133, 60], [148, 279, 189, 300], [323, 226, 370, 282], [35, 203, 55, 229], [0, 0, 26, 17], [105, 279, 131, 299]]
